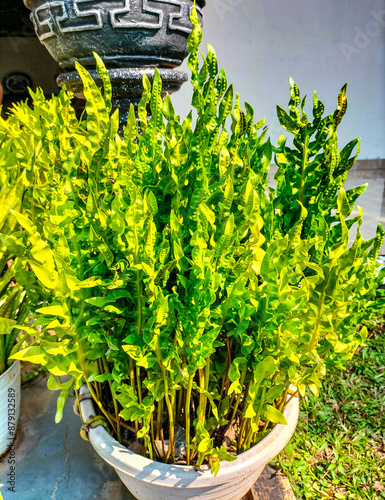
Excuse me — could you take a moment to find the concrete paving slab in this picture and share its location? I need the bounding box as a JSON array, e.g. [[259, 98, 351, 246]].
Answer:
[[0, 375, 295, 500]]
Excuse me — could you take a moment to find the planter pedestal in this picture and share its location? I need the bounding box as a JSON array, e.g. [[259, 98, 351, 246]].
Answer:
[[24, 0, 205, 127], [58, 67, 187, 127]]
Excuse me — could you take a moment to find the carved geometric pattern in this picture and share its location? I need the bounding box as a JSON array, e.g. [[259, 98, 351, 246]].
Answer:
[[31, 0, 202, 40]]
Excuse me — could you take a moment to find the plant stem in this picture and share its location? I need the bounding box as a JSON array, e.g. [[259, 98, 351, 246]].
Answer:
[[243, 422, 253, 451], [198, 367, 206, 425], [95, 379, 102, 402], [306, 287, 326, 352], [185, 376, 194, 465], [155, 335, 175, 462], [136, 365, 142, 404], [230, 369, 246, 422], [136, 268, 143, 337], [237, 415, 247, 451], [160, 428, 166, 459], [77, 342, 117, 434], [220, 369, 227, 397], [284, 389, 299, 408], [262, 419, 269, 433], [203, 357, 211, 416], [147, 437, 153, 460], [164, 385, 175, 462], [156, 397, 163, 441], [75, 389, 84, 424], [108, 412, 136, 433], [151, 414, 160, 459], [299, 126, 309, 205], [255, 386, 267, 423], [278, 386, 290, 412], [224, 337, 232, 396], [176, 385, 184, 424], [128, 356, 138, 437], [102, 355, 121, 442], [240, 386, 266, 451]]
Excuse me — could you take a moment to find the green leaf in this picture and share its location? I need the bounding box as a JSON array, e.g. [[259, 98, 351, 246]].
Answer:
[[224, 214, 235, 235], [0, 318, 16, 335], [187, 3, 203, 57], [36, 305, 68, 319], [334, 84, 348, 126], [254, 356, 277, 384], [29, 260, 58, 290], [75, 61, 109, 148], [276, 105, 300, 133], [10, 346, 47, 365], [93, 52, 112, 113], [173, 241, 184, 262], [138, 74, 152, 126], [87, 372, 114, 383], [55, 378, 75, 423], [206, 43, 218, 79], [85, 290, 131, 308], [218, 85, 233, 123], [265, 384, 286, 404], [163, 94, 175, 121], [336, 188, 350, 218], [47, 374, 61, 391], [289, 77, 301, 107], [0, 178, 23, 232], [261, 404, 287, 425]]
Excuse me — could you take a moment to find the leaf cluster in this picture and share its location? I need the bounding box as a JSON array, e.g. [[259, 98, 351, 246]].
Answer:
[[0, 97, 59, 372], [2, 6, 384, 471]]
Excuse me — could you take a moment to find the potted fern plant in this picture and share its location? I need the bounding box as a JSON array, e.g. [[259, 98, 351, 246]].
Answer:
[[4, 6, 384, 498], [0, 233, 26, 457], [0, 86, 69, 456], [0, 147, 28, 457]]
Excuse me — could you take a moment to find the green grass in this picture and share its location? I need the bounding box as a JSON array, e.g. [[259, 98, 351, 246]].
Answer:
[[274, 318, 385, 499]]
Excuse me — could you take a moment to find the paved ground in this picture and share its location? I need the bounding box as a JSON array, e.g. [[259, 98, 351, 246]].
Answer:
[[0, 374, 295, 500]]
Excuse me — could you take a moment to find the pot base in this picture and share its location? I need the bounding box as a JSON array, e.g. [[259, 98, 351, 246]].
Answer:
[[115, 464, 265, 500], [79, 385, 299, 500]]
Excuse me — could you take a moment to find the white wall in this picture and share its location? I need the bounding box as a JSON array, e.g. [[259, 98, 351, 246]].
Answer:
[[172, 0, 385, 160]]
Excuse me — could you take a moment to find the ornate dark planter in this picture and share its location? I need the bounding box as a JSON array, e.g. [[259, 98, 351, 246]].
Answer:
[[25, 0, 205, 70], [24, 0, 205, 126]]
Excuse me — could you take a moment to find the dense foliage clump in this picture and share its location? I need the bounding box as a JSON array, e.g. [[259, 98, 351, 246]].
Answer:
[[2, 7, 383, 473]]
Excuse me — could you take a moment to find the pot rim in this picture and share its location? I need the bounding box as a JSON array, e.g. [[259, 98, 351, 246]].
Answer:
[[24, 0, 206, 10], [79, 385, 299, 488], [0, 359, 20, 382]]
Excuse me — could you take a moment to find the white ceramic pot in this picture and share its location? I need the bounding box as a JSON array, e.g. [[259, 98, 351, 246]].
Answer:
[[79, 385, 299, 500], [0, 361, 20, 457]]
